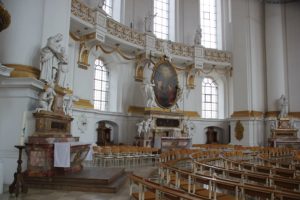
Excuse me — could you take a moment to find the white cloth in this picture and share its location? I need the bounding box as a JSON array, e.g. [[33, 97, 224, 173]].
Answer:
[[54, 142, 71, 167], [85, 144, 94, 161]]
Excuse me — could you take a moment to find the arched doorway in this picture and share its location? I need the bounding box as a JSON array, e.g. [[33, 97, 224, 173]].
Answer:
[[96, 120, 119, 145]]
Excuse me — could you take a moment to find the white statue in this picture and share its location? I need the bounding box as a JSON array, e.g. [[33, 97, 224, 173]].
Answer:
[[136, 120, 145, 137], [182, 119, 195, 137], [144, 118, 152, 135], [136, 118, 152, 138], [56, 47, 68, 87], [144, 11, 156, 32], [63, 94, 78, 116], [143, 80, 156, 108], [97, 0, 105, 9], [279, 94, 288, 118], [162, 41, 172, 61], [270, 121, 276, 130], [174, 86, 183, 110], [194, 25, 202, 46], [40, 33, 68, 84], [36, 82, 56, 112]]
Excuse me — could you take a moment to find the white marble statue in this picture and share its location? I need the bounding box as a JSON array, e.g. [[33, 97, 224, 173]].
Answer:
[[136, 118, 152, 138], [162, 41, 172, 61], [279, 94, 288, 118], [40, 33, 68, 85], [63, 94, 78, 116], [270, 121, 276, 130], [136, 120, 145, 137], [97, 0, 105, 9], [56, 47, 68, 87], [194, 25, 202, 46], [36, 82, 56, 112], [183, 119, 195, 137], [174, 85, 183, 110], [143, 80, 156, 108], [144, 118, 152, 136], [144, 11, 156, 32]]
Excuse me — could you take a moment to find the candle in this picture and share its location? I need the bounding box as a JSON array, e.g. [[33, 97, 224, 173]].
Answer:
[[20, 112, 26, 146], [20, 135, 25, 146]]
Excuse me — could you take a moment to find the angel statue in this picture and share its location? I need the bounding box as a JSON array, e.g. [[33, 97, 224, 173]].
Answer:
[[40, 33, 68, 85], [142, 80, 156, 108], [136, 120, 145, 137]]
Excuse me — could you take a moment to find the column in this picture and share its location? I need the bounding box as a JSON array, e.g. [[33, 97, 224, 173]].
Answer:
[[230, 0, 265, 146], [0, 0, 45, 69], [265, 4, 287, 113], [0, 0, 72, 184]]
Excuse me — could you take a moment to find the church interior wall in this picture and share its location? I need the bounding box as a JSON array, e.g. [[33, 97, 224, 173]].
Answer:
[[285, 2, 300, 112], [1, 0, 300, 185], [248, 0, 265, 112]]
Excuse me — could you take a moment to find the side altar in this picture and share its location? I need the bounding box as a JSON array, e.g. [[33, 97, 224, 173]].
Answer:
[[25, 33, 89, 177], [268, 118, 300, 149]]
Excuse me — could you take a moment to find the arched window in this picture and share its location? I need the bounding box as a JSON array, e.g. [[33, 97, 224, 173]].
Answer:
[[94, 59, 109, 111], [202, 77, 218, 118], [199, 0, 218, 49], [154, 0, 169, 39], [103, 0, 113, 16]]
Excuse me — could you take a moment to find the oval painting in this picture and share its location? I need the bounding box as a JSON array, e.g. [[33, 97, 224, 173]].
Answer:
[[152, 60, 178, 109]]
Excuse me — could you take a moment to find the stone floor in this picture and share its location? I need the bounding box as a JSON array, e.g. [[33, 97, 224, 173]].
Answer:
[[0, 166, 158, 200]]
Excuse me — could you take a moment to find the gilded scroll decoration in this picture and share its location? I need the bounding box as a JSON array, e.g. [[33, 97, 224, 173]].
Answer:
[[235, 120, 244, 141]]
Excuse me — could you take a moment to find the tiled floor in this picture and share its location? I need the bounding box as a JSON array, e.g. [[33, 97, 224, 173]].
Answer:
[[0, 166, 157, 200]]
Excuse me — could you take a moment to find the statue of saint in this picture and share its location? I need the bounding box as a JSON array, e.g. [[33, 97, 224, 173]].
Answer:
[[194, 25, 202, 46], [36, 82, 56, 112], [40, 33, 68, 85], [97, 0, 106, 9], [144, 12, 156, 32], [279, 94, 288, 118]]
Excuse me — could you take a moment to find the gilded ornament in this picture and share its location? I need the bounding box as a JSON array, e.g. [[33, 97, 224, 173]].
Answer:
[[235, 120, 244, 141], [0, 3, 11, 32]]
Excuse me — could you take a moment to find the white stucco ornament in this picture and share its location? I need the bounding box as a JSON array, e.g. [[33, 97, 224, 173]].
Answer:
[[77, 114, 88, 133]]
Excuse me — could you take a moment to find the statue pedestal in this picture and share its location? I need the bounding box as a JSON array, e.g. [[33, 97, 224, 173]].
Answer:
[[26, 111, 89, 177], [33, 111, 73, 137]]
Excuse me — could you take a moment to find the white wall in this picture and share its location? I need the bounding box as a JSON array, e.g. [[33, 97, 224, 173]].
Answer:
[[286, 2, 300, 112], [0, 78, 43, 183]]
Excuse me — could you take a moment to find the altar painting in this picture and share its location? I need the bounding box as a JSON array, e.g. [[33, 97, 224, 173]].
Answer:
[[152, 60, 178, 108]]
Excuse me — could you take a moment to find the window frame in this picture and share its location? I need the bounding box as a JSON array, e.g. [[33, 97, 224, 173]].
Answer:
[[154, 0, 170, 40], [103, 0, 113, 17], [199, 0, 219, 49], [201, 77, 218, 119], [93, 59, 110, 111]]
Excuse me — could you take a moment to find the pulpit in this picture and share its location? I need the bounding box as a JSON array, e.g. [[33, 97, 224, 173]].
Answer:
[[206, 127, 218, 144], [96, 122, 112, 146]]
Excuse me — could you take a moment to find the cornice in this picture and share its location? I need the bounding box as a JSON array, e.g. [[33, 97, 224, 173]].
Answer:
[[5, 64, 40, 79], [231, 110, 264, 118]]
